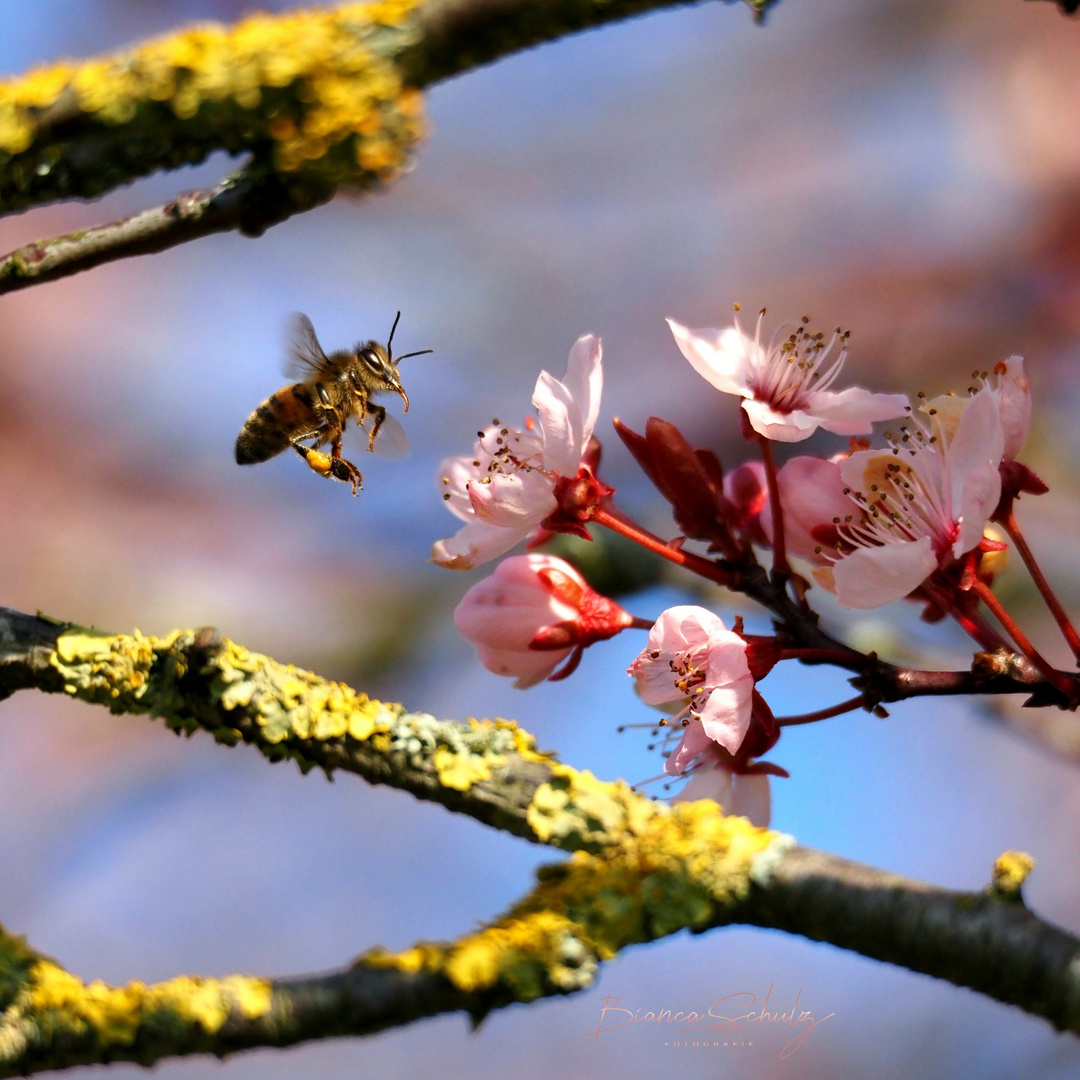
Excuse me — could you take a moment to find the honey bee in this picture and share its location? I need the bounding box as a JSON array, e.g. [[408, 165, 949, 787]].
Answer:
[[235, 312, 431, 494]]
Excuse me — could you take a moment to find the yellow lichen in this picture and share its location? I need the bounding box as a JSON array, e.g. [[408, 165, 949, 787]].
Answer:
[[0, 0, 429, 200], [19, 961, 272, 1048], [148, 974, 273, 1031], [433, 745, 494, 791], [357, 797, 782, 1002], [27, 962, 143, 1045], [51, 629, 177, 707], [48, 627, 404, 755], [527, 765, 657, 849], [444, 911, 581, 998], [990, 850, 1035, 900], [364, 942, 447, 975]]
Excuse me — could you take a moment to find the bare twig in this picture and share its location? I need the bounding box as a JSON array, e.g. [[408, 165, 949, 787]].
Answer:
[[0, 163, 334, 293]]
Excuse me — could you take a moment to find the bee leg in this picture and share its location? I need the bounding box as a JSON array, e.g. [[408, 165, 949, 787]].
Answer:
[[328, 433, 363, 495], [365, 404, 387, 452], [329, 457, 363, 494], [291, 440, 363, 495]]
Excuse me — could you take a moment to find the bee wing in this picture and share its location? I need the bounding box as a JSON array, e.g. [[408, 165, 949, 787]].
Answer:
[[356, 411, 411, 460], [284, 313, 330, 378]]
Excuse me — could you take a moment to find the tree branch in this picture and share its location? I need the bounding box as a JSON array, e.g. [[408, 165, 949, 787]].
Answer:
[[3, 603, 1080, 1070], [0, 0, 772, 295], [2, 803, 1078, 1075], [0, 163, 334, 293]]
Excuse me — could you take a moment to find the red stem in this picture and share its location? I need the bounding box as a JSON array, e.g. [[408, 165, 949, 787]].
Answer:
[[777, 695, 867, 726], [921, 578, 1007, 652], [592, 505, 734, 587], [628, 615, 655, 631], [970, 578, 1076, 700], [1002, 510, 1080, 662], [758, 436, 789, 580]]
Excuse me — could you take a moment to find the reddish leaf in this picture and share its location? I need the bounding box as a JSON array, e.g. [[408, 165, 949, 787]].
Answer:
[[645, 417, 725, 540], [612, 417, 662, 491]]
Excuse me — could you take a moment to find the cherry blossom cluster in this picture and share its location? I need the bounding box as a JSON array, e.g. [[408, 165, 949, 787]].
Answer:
[[431, 305, 1067, 827]]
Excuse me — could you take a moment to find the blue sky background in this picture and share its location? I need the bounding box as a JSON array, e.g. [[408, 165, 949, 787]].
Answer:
[[3, 0, 1080, 1076]]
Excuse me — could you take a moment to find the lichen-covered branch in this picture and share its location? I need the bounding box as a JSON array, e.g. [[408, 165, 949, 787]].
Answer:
[[0, 605, 1066, 850], [2, 795, 1078, 1074], [3, 603, 1080, 1065], [0, 919, 468, 1074], [0, 0, 772, 294], [0, 802, 780, 1074], [0, 606, 646, 852], [0, 2, 428, 214]]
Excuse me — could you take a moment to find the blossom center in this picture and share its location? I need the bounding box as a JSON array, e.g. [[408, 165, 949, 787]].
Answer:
[[838, 429, 958, 559], [474, 420, 547, 480], [670, 652, 707, 697], [744, 311, 851, 414]]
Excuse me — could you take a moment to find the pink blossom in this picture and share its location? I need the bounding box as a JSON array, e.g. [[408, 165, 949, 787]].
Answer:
[[453, 554, 631, 687], [760, 454, 857, 566], [432, 336, 603, 569], [672, 746, 772, 827], [825, 387, 1005, 609], [627, 605, 754, 754], [667, 308, 909, 443]]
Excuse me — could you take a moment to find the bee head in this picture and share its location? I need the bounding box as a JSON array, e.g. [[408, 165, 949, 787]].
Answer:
[[352, 341, 409, 411]]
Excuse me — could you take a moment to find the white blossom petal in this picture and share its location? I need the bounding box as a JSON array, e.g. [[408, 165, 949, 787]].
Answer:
[[698, 677, 754, 753], [832, 536, 938, 609], [945, 388, 1004, 511], [467, 470, 557, 527], [532, 335, 602, 476], [667, 320, 752, 396], [431, 519, 530, 569], [730, 773, 771, 827], [664, 721, 715, 776], [560, 335, 603, 448], [741, 398, 821, 442], [673, 755, 735, 801], [954, 461, 1002, 558], [760, 455, 852, 565], [805, 386, 911, 433], [996, 356, 1031, 462]]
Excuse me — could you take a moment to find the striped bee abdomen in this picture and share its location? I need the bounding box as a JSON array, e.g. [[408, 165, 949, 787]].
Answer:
[[235, 383, 320, 464]]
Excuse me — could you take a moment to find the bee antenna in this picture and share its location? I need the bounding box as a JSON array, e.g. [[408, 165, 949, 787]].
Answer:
[[386, 310, 402, 356], [394, 349, 434, 363]]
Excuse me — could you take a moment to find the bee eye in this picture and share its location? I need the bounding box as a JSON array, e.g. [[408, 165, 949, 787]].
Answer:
[[359, 348, 382, 373]]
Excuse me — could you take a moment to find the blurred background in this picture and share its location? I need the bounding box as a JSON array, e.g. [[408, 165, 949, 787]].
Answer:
[[3, 0, 1080, 1075]]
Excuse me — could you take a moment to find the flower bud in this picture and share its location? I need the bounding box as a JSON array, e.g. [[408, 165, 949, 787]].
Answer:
[[453, 554, 631, 688]]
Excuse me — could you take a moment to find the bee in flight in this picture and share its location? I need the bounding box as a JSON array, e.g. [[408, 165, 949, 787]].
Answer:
[[235, 312, 431, 494]]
